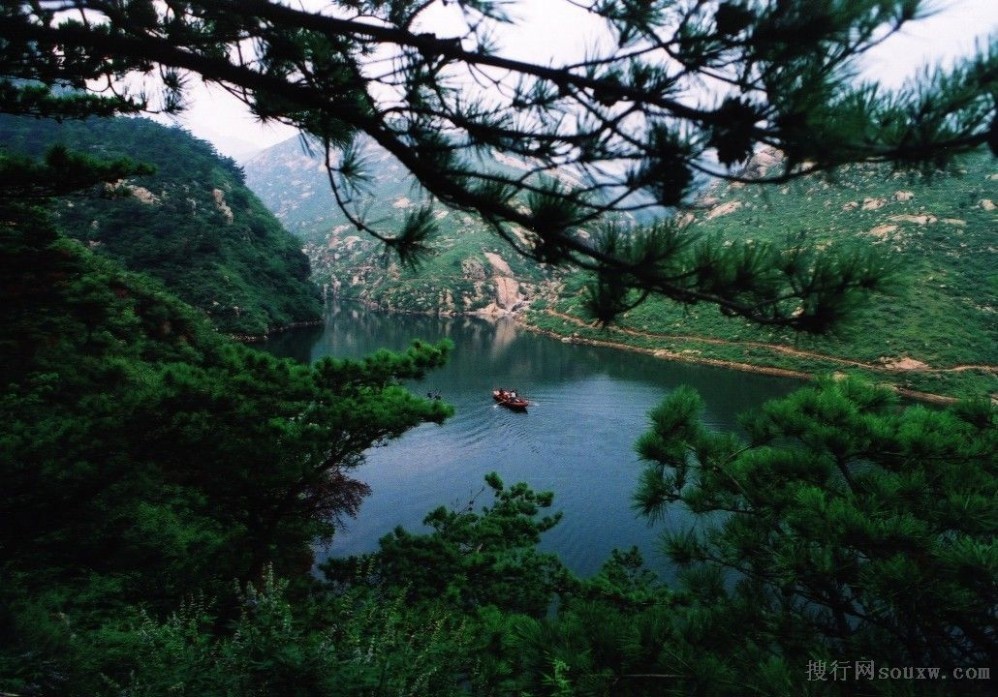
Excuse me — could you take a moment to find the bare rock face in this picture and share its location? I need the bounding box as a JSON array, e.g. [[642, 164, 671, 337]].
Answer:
[[889, 214, 937, 225], [212, 188, 234, 223], [493, 275, 522, 310], [879, 356, 930, 371], [477, 252, 528, 316], [740, 146, 782, 178], [105, 180, 160, 204], [484, 252, 513, 276], [705, 201, 743, 219]]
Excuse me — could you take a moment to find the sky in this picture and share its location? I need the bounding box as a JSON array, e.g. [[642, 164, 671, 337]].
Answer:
[[160, 0, 998, 160]]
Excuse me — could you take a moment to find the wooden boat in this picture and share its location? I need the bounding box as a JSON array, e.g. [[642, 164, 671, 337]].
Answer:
[[492, 388, 528, 412]]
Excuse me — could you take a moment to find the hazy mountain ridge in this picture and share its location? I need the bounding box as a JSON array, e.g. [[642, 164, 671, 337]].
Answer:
[[244, 136, 563, 316], [0, 116, 322, 336], [246, 136, 995, 398]]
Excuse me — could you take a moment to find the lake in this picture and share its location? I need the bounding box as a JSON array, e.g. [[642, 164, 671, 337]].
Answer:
[[262, 304, 801, 578]]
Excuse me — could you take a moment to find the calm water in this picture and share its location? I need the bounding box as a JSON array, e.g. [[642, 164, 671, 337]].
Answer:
[[262, 304, 800, 578]]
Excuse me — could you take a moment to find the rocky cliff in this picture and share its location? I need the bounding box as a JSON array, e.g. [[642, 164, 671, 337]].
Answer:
[[243, 136, 560, 315]]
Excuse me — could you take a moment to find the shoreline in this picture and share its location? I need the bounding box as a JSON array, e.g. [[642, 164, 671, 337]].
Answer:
[[306, 298, 992, 406], [230, 318, 325, 343], [517, 311, 974, 406]]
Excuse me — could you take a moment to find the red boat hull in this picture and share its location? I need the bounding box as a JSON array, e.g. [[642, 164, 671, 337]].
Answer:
[[492, 389, 528, 412]]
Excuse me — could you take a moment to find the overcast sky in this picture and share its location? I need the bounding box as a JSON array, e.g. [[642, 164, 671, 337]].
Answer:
[[161, 0, 998, 160]]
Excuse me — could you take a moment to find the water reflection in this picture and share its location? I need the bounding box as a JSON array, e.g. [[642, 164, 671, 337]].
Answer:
[[262, 304, 801, 578]]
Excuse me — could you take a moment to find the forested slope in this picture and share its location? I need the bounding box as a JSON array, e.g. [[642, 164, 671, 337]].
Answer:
[[0, 191, 452, 693], [0, 116, 322, 336]]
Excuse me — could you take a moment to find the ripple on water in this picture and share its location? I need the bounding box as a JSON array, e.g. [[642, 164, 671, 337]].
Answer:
[[278, 305, 800, 577]]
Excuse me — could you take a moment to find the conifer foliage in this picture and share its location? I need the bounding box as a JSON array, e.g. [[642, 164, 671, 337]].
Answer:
[[0, 194, 453, 693], [632, 378, 997, 691], [5, 0, 996, 327], [2, 2, 996, 695]]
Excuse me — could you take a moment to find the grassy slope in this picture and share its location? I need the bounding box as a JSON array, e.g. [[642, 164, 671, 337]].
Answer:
[[530, 151, 997, 400], [244, 136, 995, 399]]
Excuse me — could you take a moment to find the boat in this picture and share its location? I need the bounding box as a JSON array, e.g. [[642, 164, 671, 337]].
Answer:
[[492, 388, 528, 412]]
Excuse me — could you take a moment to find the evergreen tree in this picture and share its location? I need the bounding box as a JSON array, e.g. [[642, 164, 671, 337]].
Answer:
[[323, 472, 571, 618], [0, 188, 453, 694], [4, 0, 995, 327], [629, 377, 996, 694], [3, 3, 996, 695]]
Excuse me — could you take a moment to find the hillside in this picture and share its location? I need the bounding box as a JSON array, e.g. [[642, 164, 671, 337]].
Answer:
[[534, 149, 997, 400], [0, 116, 322, 336], [1, 191, 455, 693], [244, 136, 563, 315], [247, 137, 995, 400]]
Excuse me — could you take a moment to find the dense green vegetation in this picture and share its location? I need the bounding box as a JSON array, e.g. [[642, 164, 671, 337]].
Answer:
[[0, 188, 453, 693], [3, 172, 994, 695], [0, 115, 322, 336], [3, 1, 996, 694], [5, 218, 993, 695]]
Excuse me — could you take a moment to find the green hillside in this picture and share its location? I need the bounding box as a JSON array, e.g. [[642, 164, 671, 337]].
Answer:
[[248, 138, 995, 400], [0, 116, 322, 336], [245, 137, 563, 315], [534, 149, 997, 400]]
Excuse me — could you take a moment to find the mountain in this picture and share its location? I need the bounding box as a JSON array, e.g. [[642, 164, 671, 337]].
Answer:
[[243, 132, 995, 399], [536, 148, 998, 400], [0, 116, 322, 336], [243, 136, 563, 315]]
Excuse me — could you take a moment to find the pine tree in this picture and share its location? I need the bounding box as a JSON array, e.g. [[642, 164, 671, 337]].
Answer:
[[4, 0, 995, 328], [631, 377, 997, 694], [0, 161, 454, 694]]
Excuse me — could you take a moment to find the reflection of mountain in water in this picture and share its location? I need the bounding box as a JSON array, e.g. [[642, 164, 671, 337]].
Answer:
[[262, 302, 801, 578], [487, 317, 519, 359]]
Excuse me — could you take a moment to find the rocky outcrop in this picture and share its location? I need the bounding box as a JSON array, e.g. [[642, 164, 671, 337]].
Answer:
[[705, 201, 743, 219], [212, 188, 234, 223], [889, 214, 936, 225], [476, 252, 529, 317], [106, 180, 160, 204], [243, 134, 559, 317], [739, 147, 782, 178]]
